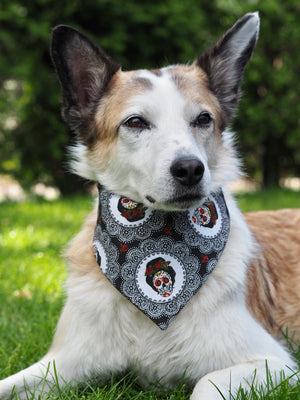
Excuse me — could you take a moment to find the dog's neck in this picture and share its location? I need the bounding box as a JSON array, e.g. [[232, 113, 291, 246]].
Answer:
[[92, 185, 230, 329]]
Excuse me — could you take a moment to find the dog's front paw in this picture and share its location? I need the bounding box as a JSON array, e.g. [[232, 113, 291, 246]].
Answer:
[[190, 358, 297, 400], [190, 363, 258, 400], [190, 375, 229, 400]]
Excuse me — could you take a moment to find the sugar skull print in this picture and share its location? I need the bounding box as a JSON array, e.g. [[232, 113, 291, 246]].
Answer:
[[153, 270, 173, 297], [145, 257, 176, 297], [192, 199, 218, 228], [117, 197, 147, 222]]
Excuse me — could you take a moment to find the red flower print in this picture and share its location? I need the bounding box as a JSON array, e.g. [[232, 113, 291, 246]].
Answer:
[[120, 244, 128, 252], [163, 226, 171, 234], [123, 211, 130, 219], [163, 292, 171, 297], [199, 208, 204, 214], [154, 261, 161, 269], [212, 215, 216, 223], [133, 209, 140, 217], [202, 255, 208, 263], [146, 267, 153, 276]]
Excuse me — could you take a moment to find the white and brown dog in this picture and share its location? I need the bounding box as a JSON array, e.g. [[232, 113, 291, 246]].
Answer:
[[1, 12, 300, 400]]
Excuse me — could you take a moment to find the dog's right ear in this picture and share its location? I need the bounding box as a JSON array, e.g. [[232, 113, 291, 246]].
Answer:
[[51, 26, 120, 143], [197, 13, 260, 128]]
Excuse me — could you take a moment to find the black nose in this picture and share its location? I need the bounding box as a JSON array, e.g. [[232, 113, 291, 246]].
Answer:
[[170, 158, 204, 186]]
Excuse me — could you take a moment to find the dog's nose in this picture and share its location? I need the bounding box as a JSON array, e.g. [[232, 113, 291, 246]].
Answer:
[[170, 158, 204, 186]]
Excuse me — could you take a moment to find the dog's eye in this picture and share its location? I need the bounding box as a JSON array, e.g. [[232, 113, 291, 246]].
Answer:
[[193, 112, 212, 127], [124, 116, 149, 130]]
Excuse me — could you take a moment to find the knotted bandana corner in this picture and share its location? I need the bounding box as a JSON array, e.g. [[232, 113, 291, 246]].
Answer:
[[93, 186, 230, 330]]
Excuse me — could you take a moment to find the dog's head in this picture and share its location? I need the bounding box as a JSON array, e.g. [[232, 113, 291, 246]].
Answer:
[[51, 13, 259, 211]]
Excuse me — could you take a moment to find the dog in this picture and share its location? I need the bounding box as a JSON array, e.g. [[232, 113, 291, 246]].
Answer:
[[1, 12, 300, 400]]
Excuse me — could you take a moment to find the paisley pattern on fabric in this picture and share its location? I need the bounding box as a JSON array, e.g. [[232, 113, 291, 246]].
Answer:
[[93, 186, 230, 330]]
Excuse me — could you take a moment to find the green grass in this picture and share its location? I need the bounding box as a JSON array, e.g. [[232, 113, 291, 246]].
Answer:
[[0, 188, 299, 399], [235, 187, 300, 211], [0, 195, 93, 376]]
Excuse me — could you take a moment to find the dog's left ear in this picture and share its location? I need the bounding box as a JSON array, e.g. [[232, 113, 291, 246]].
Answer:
[[197, 12, 260, 127]]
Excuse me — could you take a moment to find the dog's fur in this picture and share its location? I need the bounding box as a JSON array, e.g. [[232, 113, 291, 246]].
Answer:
[[1, 12, 300, 400], [245, 209, 300, 339]]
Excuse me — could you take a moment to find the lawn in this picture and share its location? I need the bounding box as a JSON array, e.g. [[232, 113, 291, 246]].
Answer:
[[0, 188, 299, 399]]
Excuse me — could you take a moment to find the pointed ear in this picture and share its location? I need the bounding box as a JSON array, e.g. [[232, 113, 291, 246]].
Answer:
[[197, 12, 260, 128], [51, 25, 120, 143]]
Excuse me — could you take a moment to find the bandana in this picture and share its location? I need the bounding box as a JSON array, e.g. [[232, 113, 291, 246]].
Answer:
[[93, 185, 230, 330]]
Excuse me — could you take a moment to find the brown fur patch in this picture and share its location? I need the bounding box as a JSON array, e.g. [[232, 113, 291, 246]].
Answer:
[[150, 69, 163, 77], [94, 70, 153, 139], [245, 209, 300, 340], [85, 70, 154, 167], [167, 64, 223, 133], [64, 205, 101, 279]]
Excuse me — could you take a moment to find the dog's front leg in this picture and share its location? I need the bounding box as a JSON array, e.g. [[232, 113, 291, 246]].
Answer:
[[0, 355, 61, 399], [0, 294, 130, 399], [0, 349, 108, 400], [190, 358, 296, 400], [0, 339, 94, 399], [0, 347, 103, 399]]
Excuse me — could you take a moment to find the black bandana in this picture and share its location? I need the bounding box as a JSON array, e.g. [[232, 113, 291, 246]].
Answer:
[[93, 186, 230, 330]]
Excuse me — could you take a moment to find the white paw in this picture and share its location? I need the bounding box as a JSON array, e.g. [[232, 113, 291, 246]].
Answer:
[[190, 377, 229, 400], [190, 359, 297, 400]]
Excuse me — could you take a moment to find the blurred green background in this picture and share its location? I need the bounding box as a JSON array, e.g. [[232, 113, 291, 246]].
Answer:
[[1, 0, 300, 195]]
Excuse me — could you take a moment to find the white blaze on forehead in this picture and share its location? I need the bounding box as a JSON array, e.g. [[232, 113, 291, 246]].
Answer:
[[122, 69, 187, 125], [123, 68, 218, 128]]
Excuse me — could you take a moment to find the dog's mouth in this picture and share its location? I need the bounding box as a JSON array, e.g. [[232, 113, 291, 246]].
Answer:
[[167, 194, 204, 210], [146, 193, 204, 211]]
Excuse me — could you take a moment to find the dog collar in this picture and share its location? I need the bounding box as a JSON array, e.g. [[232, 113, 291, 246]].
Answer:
[[93, 185, 230, 329]]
